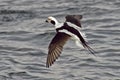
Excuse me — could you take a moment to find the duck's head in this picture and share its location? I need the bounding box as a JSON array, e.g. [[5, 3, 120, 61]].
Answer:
[[45, 16, 58, 26]]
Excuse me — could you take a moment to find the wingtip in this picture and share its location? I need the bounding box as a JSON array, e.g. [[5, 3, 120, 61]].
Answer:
[[46, 65, 49, 68], [46, 62, 51, 68]]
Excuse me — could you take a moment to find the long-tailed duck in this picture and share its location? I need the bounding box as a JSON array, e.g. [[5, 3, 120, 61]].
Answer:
[[45, 15, 96, 68]]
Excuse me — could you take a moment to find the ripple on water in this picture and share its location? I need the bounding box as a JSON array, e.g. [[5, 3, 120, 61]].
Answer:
[[0, 10, 37, 23], [0, 0, 120, 80]]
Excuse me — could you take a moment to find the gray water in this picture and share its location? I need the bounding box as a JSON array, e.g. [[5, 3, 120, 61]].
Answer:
[[0, 0, 120, 80]]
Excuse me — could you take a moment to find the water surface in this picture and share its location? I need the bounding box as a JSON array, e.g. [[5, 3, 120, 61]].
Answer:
[[0, 0, 120, 80]]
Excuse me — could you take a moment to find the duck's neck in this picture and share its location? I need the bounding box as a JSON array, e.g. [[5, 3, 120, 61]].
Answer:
[[54, 20, 64, 29]]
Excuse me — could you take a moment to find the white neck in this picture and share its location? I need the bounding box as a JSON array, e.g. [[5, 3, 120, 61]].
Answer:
[[55, 22, 64, 29]]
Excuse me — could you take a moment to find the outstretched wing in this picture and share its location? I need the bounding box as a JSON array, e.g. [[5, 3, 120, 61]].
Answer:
[[46, 32, 70, 68], [65, 15, 82, 28]]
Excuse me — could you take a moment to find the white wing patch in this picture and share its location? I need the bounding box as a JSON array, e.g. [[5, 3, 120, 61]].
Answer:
[[59, 29, 86, 49], [66, 22, 87, 40], [66, 22, 81, 30], [59, 29, 80, 41]]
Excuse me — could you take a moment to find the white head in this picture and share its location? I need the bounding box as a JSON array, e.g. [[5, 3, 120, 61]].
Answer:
[[45, 16, 59, 26]]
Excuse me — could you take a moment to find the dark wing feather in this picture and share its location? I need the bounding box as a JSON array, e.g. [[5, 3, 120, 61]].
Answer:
[[65, 15, 82, 27], [46, 32, 70, 68]]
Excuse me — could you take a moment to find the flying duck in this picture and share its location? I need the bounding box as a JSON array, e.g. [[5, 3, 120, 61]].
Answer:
[[45, 15, 95, 68]]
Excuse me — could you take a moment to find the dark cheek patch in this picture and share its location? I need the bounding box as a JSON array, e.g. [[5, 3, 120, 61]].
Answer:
[[51, 20, 55, 25]]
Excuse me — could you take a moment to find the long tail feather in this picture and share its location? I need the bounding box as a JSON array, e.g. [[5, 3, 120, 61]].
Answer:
[[83, 43, 97, 56]]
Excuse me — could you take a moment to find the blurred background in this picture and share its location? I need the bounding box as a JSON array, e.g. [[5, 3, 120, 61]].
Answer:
[[0, 0, 120, 80]]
